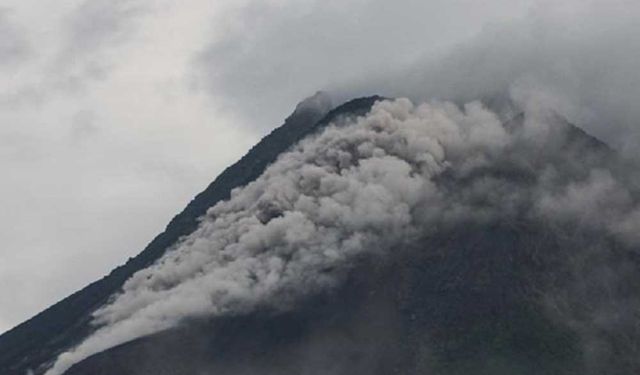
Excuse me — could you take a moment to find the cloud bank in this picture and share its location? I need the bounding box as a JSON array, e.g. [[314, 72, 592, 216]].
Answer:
[[196, 0, 640, 158], [0, 0, 257, 333], [193, 0, 535, 129], [46, 95, 640, 374], [343, 0, 640, 157], [0, 9, 29, 66]]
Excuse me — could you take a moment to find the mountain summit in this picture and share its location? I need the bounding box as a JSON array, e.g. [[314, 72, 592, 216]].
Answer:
[[2, 95, 639, 375]]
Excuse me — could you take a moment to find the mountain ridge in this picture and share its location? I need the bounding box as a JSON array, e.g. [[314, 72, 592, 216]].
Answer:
[[0, 94, 384, 375], [58, 99, 636, 375], [3, 94, 636, 375]]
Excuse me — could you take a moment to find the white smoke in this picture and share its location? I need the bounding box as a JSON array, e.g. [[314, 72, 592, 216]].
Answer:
[[45, 96, 640, 374]]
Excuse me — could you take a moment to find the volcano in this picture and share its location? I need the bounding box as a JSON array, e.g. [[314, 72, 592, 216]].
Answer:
[[1, 93, 638, 375]]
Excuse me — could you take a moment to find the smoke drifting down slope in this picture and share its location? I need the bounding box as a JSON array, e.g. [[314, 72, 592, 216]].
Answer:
[[48, 97, 640, 374]]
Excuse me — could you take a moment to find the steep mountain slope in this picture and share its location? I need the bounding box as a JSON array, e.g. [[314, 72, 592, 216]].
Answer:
[[61, 223, 585, 375], [0, 93, 383, 375], [58, 104, 639, 375], [3, 94, 639, 375]]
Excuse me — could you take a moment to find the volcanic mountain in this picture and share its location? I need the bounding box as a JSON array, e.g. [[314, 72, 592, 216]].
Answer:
[[1, 93, 638, 375]]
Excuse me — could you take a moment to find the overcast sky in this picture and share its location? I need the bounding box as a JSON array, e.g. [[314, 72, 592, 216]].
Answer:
[[1, 0, 639, 334]]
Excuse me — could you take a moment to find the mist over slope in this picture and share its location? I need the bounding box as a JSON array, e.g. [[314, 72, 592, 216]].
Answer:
[[47, 96, 640, 375]]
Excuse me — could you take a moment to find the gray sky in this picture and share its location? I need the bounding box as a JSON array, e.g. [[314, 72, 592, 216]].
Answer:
[[1, 0, 639, 334]]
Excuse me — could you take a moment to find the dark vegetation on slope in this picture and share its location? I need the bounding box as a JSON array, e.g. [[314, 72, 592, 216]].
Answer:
[[0, 95, 384, 375]]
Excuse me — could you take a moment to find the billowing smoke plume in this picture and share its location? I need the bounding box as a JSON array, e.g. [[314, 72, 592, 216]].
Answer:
[[45, 95, 640, 374]]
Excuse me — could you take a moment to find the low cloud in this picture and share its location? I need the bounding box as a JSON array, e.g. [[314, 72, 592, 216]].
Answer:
[[195, 0, 640, 158], [332, 0, 640, 158], [51, 0, 149, 90], [193, 0, 534, 129], [0, 8, 29, 66]]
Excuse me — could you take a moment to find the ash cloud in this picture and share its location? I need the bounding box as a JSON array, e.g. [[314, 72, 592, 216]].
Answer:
[[46, 96, 640, 374]]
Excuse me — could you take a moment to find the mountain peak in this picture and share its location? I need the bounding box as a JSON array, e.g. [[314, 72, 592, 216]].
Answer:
[[4, 94, 639, 375], [0, 95, 381, 375], [292, 91, 333, 117]]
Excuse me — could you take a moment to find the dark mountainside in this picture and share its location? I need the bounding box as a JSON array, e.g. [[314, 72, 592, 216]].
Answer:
[[0, 94, 383, 375], [2, 94, 639, 375], [61, 107, 640, 375], [63, 225, 595, 375]]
